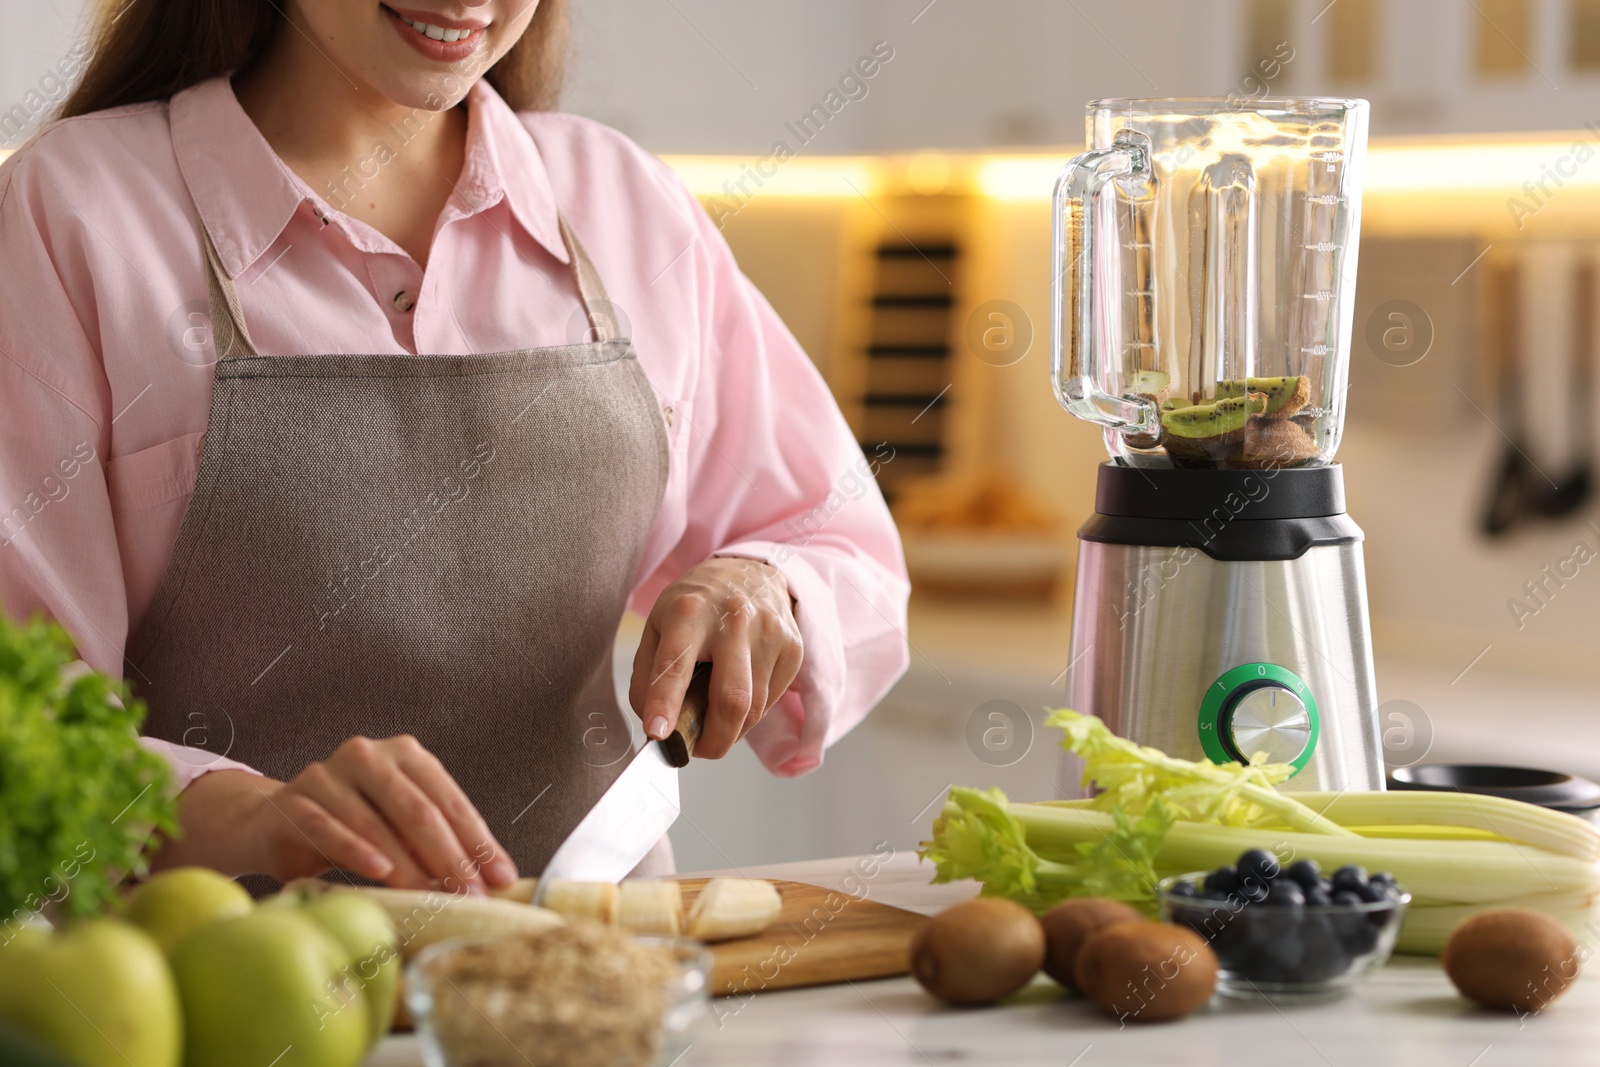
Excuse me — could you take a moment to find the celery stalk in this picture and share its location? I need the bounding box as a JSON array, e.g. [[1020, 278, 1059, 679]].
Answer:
[[1341, 825, 1505, 843], [1292, 791, 1600, 862], [1395, 889, 1600, 955]]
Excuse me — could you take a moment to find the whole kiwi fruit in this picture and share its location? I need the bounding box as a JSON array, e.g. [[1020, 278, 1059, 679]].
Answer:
[[909, 898, 1046, 1006], [1038, 898, 1144, 990], [1074, 922, 1217, 1023], [1441, 909, 1580, 1012]]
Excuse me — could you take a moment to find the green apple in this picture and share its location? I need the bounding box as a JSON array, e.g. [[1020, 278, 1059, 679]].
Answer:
[[170, 909, 369, 1067], [120, 867, 254, 955], [298, 891, 400, 1046], [0, 919, 181, 1067]]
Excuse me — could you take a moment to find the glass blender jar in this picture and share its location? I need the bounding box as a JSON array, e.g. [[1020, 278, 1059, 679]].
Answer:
[[1053, 98, 1383, 792]]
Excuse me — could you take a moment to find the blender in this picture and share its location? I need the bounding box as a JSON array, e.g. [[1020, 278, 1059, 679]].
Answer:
[[1052, 97, 1382, 791]]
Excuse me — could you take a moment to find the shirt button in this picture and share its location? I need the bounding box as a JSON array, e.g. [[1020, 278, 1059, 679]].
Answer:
[[393, 291, 416, 313], [663, 406, 675, 427]]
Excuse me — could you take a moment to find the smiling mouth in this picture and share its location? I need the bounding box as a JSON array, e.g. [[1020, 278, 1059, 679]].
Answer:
[[385, 7, 484, 43]]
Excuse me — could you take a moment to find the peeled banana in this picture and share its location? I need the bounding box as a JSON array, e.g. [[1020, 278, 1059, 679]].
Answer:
[[686, 878, 783, 942], [535, 877, 782, 941], [540, 879, 619, 925], [617, 879, 685, 936]]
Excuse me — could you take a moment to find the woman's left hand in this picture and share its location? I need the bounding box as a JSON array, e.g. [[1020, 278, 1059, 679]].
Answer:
[[629, 557, 803, 758]]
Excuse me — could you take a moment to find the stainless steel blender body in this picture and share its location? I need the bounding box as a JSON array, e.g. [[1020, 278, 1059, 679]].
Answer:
[[1059, 463, 1384, 793], [1065, 541, 1383, 793]]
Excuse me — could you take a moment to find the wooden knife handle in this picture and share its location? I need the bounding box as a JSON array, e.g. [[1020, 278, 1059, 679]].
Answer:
[[661, 662, 711, 768]]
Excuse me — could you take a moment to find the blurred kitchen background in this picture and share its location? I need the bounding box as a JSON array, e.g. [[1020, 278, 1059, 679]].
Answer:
[[7, 0, 1600, 870]]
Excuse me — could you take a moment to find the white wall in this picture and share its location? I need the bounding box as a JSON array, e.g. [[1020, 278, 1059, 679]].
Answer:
[[0, 0, 90, 146]]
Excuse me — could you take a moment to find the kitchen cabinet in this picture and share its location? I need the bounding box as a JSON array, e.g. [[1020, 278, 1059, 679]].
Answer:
[[367, 851, 1600, 1067]]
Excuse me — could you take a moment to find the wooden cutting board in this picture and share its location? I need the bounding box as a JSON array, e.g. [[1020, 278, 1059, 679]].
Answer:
[[677, 878, 927, 996]]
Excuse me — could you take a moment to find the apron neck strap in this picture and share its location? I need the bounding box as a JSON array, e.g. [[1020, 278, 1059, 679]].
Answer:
[[203, 231, 261, 360], [556, 214, 621, 344], [198, 211, 622, 360]]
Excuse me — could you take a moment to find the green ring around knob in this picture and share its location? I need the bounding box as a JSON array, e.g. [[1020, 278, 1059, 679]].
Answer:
[[1198, 662, 1320, 777]]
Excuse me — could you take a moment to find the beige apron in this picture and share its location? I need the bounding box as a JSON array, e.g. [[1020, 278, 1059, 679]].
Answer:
[[130, 214, 671, 885]]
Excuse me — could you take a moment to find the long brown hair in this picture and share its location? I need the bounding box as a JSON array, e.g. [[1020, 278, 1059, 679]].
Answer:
[[57, 0, 569, 121]]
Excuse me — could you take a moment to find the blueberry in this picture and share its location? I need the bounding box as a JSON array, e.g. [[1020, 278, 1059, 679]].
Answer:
[[1208, 916, 1253, 967], [1342, 916, 1380, 955], [1317, 878, 1336, 896], [1369, 871, 1396, 888], [1303, 885, 1332, 907], [1356, 880, 1389, 905], [1330, 864, 1368, 892], [1237, 848, 1282, 884], [1283, 859, 1322, 889], [1265, 880, 1306, 907], [1236, 874, 1271, 904], [1294, 914, 1350, 982], [1204, 865, 1239, 896], [1249, 914, 1306, 981], [1168, 879, 1199, 899]]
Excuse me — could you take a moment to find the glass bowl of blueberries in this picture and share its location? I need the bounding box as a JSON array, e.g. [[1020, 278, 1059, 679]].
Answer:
[[1158, 849, 1410, 1001]]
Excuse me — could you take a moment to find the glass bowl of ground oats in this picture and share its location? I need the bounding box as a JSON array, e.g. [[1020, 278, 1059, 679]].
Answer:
[[406, 921, 712, 1067]]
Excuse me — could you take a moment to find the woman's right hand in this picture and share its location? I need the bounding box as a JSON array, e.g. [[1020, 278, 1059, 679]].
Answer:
[[158, 735, 518, 895]]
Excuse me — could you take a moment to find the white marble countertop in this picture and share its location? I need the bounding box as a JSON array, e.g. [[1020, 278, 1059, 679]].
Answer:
[[368, 852, 1598, 1067]]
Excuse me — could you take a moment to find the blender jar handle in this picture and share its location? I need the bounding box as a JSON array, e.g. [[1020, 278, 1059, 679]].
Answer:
[[1052, 135, 1159, 435]]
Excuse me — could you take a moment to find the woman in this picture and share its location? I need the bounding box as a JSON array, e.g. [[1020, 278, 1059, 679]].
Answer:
[[0, 0, 908, 894]]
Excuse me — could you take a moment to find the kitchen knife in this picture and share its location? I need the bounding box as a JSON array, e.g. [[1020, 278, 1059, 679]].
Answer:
[[533, 661, 710, 896]]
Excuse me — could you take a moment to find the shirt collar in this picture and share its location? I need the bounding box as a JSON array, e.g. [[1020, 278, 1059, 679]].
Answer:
[[170, 75, 568, 278], [457, 78, 568, 265]]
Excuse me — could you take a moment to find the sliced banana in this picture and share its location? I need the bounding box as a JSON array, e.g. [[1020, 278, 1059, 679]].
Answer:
[[686, 878, 783, 942], [539, 879, 619, 924], [617, 879, 684, 936]]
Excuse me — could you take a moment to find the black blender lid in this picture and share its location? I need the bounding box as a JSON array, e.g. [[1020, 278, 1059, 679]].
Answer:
[[1388, 764, 1600, 813]]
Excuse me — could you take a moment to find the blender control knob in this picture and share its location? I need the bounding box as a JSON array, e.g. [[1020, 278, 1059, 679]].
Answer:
[[1223, 685, 1313, 767]]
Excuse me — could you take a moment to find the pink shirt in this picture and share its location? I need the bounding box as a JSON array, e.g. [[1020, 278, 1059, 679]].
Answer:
[[0, 76, 909, 787]]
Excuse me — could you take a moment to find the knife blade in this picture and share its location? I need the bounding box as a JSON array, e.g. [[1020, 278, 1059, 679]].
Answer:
[[533, 662, 710, 896]]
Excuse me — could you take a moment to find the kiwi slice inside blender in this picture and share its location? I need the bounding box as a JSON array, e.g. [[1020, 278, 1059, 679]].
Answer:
[[1160, 394, 1265, 465], [1125, 370, 1171, 401], [1161, 393, 1264, 439], [1213, 376, 1310, 419], [1119, 371, 1172, 450]]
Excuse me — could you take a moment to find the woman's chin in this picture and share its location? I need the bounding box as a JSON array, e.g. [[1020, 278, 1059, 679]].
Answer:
[[361, 67, 478, 113]]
